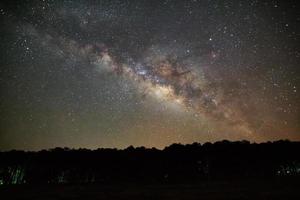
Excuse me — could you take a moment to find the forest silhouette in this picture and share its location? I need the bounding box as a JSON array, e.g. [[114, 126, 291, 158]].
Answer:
[[1, 140, 299, 185]]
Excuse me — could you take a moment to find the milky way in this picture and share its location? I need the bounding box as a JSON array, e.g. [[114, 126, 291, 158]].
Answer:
[[0, 0, 299, 150], [92, 44, 254, 136]]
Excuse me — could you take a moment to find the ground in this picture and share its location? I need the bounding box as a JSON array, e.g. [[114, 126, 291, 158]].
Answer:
[[1, 179, 299, 200]]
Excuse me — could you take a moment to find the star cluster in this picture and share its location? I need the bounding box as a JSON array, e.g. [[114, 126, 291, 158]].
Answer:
[[0, 0, 299, 150]]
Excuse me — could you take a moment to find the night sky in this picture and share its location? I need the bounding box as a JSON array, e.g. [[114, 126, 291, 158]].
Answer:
[[0, 0, 299, 150]]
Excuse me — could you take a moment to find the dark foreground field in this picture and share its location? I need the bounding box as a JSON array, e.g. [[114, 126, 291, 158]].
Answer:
[[1, 179, 299, 200]]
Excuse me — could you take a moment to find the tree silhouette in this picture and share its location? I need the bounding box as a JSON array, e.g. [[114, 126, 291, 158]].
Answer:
[[0, 140, 299, 185]]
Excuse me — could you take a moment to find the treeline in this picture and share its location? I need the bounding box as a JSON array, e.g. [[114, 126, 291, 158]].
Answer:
[[0, 140, 300, 185]]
